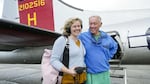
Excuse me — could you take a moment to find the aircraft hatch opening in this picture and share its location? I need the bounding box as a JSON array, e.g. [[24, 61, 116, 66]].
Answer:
[[107, 31, 124, 64]]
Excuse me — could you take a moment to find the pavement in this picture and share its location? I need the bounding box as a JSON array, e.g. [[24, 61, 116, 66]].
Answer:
[[0, 64, 42, 84], [0, 64, 150, 84]]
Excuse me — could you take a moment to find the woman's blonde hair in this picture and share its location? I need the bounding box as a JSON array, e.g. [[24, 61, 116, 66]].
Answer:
[[62, 17, 82, 36]]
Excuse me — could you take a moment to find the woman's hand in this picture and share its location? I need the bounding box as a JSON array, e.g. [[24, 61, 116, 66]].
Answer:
[[68, 67, 77, 76], [61, 66, 77, 76]]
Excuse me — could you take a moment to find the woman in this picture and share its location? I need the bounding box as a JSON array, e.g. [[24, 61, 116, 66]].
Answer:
[[50, 17, 86, 84]]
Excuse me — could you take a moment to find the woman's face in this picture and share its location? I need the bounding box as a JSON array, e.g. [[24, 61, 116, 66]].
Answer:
[[70, 21, 82, 37]]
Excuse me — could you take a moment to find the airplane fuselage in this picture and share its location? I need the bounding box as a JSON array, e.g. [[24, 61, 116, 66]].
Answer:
[[0, 0, 150, 64]]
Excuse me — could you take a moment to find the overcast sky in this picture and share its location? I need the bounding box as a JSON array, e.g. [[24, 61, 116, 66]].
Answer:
[[63, 0, 150, 11]]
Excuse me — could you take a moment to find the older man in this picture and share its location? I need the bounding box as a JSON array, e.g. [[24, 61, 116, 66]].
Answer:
[[79, 15, 118, 84]]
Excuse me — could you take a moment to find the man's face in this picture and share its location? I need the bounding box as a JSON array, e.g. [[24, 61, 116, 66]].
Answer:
[[89, 17, 102, 35]]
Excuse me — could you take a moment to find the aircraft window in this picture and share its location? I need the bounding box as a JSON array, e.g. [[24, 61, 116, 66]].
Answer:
[[128, 27, 150, 50], [128, 35, 148, 48], [146, 28, 150, 49]]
